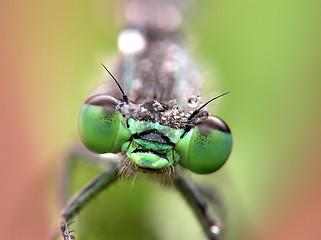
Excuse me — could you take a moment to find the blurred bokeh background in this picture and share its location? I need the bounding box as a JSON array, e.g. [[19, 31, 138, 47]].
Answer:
[[1, 0, 321, 239]]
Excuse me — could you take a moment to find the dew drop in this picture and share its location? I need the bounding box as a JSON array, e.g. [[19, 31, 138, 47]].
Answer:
[[199, 111, 209, 120], [187, 95, 198, 108]]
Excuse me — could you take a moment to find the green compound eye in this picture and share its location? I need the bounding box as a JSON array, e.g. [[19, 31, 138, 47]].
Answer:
[[176, 116, 232, 174], [78, 95, 131, 154]]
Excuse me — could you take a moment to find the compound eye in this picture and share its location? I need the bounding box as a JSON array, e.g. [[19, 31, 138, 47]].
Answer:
[[78, 95, 131, 154], [176, 116, 232, 174]]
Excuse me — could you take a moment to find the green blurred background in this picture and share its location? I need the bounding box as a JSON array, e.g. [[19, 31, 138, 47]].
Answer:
[[1, 0, 321, 239]]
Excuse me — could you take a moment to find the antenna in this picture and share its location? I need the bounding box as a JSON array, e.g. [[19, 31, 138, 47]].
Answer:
[[101, 63, 129, 103], [188, 92, 230, 120]]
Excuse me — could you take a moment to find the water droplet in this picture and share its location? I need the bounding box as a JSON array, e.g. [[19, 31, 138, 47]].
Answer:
[[187, 95, 198, 108], [199, 111, 208, 120]]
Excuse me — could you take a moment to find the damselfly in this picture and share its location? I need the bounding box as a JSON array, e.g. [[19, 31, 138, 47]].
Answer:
[[59, 0, 232, 239]]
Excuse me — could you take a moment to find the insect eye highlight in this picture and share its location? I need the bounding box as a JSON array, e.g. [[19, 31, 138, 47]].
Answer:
[[176, 116, 232, 174]]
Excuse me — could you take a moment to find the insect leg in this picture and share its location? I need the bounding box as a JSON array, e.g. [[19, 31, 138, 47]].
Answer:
[[59, 144, 119, 205], [60, 167, 119, 239], [196, 184, 225, 220], [173, 176, 223, 240]]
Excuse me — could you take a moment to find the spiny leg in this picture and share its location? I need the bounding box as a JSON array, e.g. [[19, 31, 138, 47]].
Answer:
[[60, 167, 119, 240], [173, 175, 223, 240], [57, 144, 122, 239]]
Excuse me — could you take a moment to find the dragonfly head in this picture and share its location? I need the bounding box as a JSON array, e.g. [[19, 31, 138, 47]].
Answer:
[[78, 94, 232, 175]]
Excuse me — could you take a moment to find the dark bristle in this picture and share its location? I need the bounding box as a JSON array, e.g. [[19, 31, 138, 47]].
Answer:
[[188, 92, 230, 120], [101, 63, 129, 103]]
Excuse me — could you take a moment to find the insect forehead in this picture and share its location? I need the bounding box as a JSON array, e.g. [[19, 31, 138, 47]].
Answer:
[[118, 99, 193, 129]]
